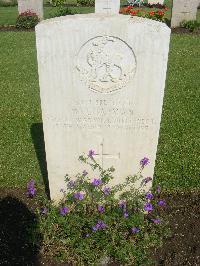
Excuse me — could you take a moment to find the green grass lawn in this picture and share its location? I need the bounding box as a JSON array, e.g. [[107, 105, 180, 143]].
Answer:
[[0, 32, 199, 191], [0, 6, 94, 25]]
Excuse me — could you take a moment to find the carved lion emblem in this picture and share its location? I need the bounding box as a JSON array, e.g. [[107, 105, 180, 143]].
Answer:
[[76, 36, 136, 93]]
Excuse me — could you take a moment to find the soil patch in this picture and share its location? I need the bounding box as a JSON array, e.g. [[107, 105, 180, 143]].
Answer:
[[153, 191, 200, 266], [171, 27, 200, 34], [0, 188, 199, 265], [0, 26, 34, 32]]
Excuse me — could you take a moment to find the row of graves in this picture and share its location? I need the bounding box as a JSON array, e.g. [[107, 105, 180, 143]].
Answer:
[[17, 0, 200, 28]]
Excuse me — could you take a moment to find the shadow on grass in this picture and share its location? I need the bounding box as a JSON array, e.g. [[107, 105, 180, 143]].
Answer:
[[31, 123, 50, 199], [0, 196, 42, 265]]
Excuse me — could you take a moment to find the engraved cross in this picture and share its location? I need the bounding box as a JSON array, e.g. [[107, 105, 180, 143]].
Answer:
[[94, 139, 120, 169]]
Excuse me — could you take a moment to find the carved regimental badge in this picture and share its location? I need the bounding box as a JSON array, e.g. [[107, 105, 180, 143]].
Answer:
[[76, 36, 137, 93]]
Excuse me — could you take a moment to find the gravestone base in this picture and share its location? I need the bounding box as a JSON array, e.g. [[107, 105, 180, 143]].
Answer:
[[36, 14, 170, 202]]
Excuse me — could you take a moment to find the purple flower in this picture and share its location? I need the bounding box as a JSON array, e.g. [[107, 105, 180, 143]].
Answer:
[[41, 207, 48, 214], [132, 227, 140, 233], [98, 205, 105, 213], [27, 187, 36, 197], [124, 211, 129, 218], [140, 157, 150, 167], [97, 220, 107, 229], [27, 179, 36, 197], [145, 192, 154, 200], [152, 218, 161, 224], [88, 149, 95, 158], [85, 233, 90, 238], [156, 185, 161, 194], [92, 226, 98, 232], [60, 206, 69, 215], [141, 176, 152, 186], [144, 202, 153, 212], [119, 200, 126, 209], [103, 187, 111, 195], [91, 178, 102, 186], [82, 170, 88, 176], [73, 192, 85, 200], [157, 199, 166, 207], [92, 220, 107, 231]]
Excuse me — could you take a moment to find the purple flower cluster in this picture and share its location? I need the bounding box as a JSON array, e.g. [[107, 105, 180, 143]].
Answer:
[[73, 192, 85, 200], [157, 199, 166, 207], [91, 178, 102, 186], [60, 206, 69, 215], [140, 157, 150, 167], [92, 220, 107, 231], [88, 149, 95, 158], [98, 205, 105, 213], [144, 202, 153, 212], [119, 200, 129, 218], [145, 191, 154, 200], [103, 187, 110, 195], [27, 179, 36, 197], [152, 218, 161, 224], [132, 227, 140, 233]]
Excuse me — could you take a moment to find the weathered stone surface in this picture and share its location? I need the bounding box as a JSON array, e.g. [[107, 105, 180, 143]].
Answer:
[[171, 0, 199, 28], [36, 14, 170, 201], [95, 0, 120, 14], [18, 0, 43, 20]]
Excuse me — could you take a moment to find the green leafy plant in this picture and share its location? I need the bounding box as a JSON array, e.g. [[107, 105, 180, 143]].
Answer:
[[48, 0, 66, 7], [77, 0, 94, 7], [50, 6, 77, 18], [16, 11, 39, 29], [35, 152, 170, 265], [181, 20, 200, 32]]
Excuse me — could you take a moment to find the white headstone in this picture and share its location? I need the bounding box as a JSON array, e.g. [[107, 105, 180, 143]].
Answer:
[[18, 0, 43, 20], [95, 0, 120, 14], [148, 0, 164, 4], [171, 0, 199, 28], [36, 14, 171, 202]]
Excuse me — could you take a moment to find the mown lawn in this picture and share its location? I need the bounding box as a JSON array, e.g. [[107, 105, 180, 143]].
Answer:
[[0, 32, 199, 191], [155, 34, 200, 190], [0, 5, 94, 25]]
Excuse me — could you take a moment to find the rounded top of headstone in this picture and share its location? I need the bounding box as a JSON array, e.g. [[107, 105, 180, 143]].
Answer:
[[36, 14, 170, 33]]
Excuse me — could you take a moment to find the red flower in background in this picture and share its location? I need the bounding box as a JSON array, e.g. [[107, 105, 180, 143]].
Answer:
[[149, 11, 155, 16], [130, 10, 138, 16], [157, 10, 164, 16]]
